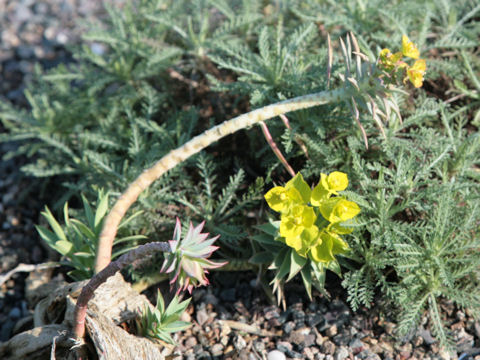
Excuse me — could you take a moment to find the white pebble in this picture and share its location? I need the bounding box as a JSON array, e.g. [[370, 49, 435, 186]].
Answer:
[[267, 350, 286, 360]]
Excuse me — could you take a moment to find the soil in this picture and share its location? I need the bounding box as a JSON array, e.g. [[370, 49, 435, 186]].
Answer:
[[1, 1, 480, 359]]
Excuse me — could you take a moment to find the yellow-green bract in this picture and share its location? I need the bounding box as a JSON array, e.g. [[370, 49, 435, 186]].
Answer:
[[264, 172, 360, 263]]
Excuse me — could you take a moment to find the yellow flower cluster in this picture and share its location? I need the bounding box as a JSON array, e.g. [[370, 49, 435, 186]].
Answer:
[[264, 172, 360, 263], [379, 35, 427, 88]]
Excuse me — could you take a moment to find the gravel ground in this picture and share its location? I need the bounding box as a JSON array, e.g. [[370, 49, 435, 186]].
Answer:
[[1, 1, 480, 359]]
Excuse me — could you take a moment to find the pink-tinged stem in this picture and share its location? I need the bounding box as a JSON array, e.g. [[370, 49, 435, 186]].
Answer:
[[279, 114, 310, 159], [259, 121, 296, 177], [73, 241, 171, 339]]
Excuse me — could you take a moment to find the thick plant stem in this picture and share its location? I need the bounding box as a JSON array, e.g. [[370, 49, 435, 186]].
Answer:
[[94, 88, 345, 273], [73, 241, 170, 339]]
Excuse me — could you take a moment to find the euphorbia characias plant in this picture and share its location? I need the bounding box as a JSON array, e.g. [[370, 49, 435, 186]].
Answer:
[[92, 33, 425, 277], [252, 172, 360, 306], [265, 172, 359, 268], [70, 33, 427, 340]]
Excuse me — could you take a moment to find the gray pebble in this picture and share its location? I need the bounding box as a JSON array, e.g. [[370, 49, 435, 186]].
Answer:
[[334, 346, 350, 360]]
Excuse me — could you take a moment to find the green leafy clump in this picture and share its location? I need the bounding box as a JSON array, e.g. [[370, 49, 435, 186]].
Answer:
[[332, 103, 480, 349], [136, 290, 191, 345], [36, 189, 144, 280]]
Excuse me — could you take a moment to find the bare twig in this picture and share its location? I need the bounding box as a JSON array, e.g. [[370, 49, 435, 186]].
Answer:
[[218, 320, 277, 337], [0, 262, 59, 287], [259, 121, 296, 177]]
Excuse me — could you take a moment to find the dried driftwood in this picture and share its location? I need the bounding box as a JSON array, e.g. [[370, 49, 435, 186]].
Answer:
[[0, 273, 172, 359]]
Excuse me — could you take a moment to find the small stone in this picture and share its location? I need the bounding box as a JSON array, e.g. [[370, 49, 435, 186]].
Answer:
[[254, 341, 265, 353], [383, 322, 395, 335], [456, 328, 474, 352], [196, 308, 209, 326], [451, 321, 464, 330], [332, 332, 350, 346], [292, 310, 306, 323], [210, 343, 223, 356], [184, 336, 197, 348], [233, 334, 247, 351], [90, 42, 107, 56], [307, 313, 325, 327], [16, 45, 34, 59], [282, 321, 295, 334], [413, 335, 423, 347], [264, 306, 281, 320], [349, 338, 365, 354], [267, 350, 286, 360], [438, 349, 452, 360], [316, 333, 325, 346], [326, 324, 338, 337], [56, 32, 69, 44], [456, 310, 466, 322], [277, 341, 292, 353], [321, 340, 336, 355], [397, 342, 412, 358], [334, 346, 349, 360], [418, 327, 436, 345], [303, 347, 315, 360]]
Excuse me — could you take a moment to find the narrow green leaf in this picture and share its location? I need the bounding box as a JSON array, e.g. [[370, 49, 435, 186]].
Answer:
[[287, 250, 307, 282], [55, 240, 74, 255], [94, 191, 109, 229], [41, 207, 67, 241], [81, 194, 95, 230]]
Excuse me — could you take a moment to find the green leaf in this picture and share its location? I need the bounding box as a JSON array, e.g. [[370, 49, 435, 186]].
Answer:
[[55, 240, 74, 255], [70, 219, 96, 240], [163, 320, 191, 333], [118, 210, 144, 230], [272, 248, 291, 282], [301, 265, 313, 300], [254, 221, 280, 236], [249, 251, 275, 264], [94, 191, 109, 229], [41, 207, 67, 241], [36, 225, 59, 247], [287, 250, 307, 282], [81, 194, 95, 230]]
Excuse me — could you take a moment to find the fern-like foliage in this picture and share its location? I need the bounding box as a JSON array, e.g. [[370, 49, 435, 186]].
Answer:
[[177, 154, 264, 258]]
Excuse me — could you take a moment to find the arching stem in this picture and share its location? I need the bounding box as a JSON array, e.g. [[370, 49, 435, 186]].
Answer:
[[94, 88, 345, 273]]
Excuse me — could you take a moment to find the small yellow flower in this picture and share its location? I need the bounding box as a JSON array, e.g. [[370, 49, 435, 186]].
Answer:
[[264, 173, 311, 213], [379, 48, 403, 71], [279, 205, 318, 252], [265, 186, 303, 212], [324, 171, 348, 192], [309, 230, 349, 263], [311, 171, 349, 206], [401, 35, 420, 59], [407, 59, 426, 88], [319, 197, 361, 224]]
